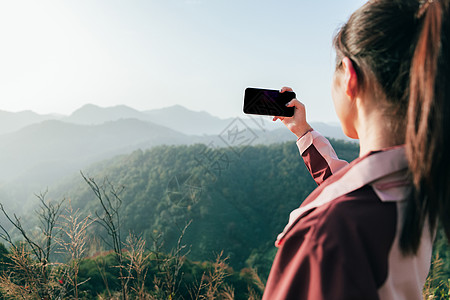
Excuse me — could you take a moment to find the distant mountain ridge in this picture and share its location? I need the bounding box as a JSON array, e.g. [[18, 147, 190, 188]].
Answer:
[[0, 104, 351, 140], [64, 104, 146, 125], [0, 110, 62, 135], [0, 118, 190, 183], [144, 105, 237, 135], [0, 103, 353, 209]]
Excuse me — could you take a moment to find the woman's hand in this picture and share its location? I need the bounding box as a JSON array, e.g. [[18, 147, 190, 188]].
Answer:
[[273, 87, 313, 138]]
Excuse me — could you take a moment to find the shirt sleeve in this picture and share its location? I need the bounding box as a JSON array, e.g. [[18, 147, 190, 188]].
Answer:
[[297, 130, 348, 185]]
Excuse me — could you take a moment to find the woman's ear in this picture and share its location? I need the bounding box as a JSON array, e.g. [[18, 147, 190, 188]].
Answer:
[[341, 57, 358, 99]]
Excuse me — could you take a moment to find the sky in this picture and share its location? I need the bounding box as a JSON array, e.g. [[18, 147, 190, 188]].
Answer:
[[0, 0, 366, 122]]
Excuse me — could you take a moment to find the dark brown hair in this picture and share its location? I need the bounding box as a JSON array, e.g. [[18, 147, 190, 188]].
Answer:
[[334, 0, 450, 254]]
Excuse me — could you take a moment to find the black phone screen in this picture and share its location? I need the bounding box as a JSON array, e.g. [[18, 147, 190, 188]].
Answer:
[[243, 88, 295, 117]]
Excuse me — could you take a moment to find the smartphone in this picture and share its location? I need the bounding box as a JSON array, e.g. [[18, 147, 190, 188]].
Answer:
[[243, 87, 296, 117]]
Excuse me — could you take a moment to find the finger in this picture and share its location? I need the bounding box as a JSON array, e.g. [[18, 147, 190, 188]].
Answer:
[[286, 98, 305, 109], [280, 86, 293, 93]]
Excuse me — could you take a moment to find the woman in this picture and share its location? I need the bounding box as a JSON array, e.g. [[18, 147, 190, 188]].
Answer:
[[263, 0, 449, 299]]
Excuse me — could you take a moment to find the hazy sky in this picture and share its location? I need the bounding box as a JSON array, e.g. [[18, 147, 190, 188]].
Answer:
[[0, 0, 366, 122]]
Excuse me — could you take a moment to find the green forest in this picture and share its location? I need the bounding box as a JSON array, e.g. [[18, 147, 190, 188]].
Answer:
[[0, 139, 448, 299]]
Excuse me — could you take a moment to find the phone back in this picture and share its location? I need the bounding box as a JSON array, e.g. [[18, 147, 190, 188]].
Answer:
[[243, 88, 295, 117]]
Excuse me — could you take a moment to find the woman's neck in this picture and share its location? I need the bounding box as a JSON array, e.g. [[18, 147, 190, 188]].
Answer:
[[356, 108, 402, 157]]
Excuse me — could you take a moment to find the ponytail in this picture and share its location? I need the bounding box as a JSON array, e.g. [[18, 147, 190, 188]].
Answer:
[[401, 0, 450, 253]]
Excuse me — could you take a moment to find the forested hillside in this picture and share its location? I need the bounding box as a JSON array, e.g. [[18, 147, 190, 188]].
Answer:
[[50, 139, 353, 275]]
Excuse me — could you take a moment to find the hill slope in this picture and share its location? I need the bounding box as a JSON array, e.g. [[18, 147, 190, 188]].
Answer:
[[0, 110, 61, 135], [49, 139, 360, 277], [0, 119, 190, 184]]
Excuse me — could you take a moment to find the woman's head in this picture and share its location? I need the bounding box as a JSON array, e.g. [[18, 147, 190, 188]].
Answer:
[[333, 0, 450, 254], [333, 1, 420, 134], [334, 1, 418, 103]]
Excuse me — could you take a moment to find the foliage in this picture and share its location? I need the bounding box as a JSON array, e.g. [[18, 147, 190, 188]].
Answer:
[[50, 140, 358, 276], [0, 193, 65, 299], [0, 174, 264, 299], [424, 228, 450, 298]]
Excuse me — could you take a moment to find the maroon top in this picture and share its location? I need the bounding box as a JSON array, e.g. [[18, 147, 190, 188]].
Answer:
[[263, 131, 432, 300]]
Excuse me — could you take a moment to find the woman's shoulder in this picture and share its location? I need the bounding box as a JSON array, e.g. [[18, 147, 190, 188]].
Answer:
[[297, 185, 398, 250], [313, 185, 397, 237]]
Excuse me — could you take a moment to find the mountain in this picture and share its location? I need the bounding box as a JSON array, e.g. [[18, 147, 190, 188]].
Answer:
[[0, 118, 192, 185], [63, 104, 147, 125], [142, 105, 352, 140], [0, 104, 354, 212], [144, 105, 237, 135], [65, 104, 255, 136], [0, 104, 352, 141], [0, 110, 61, 135], [0, 115, 291, 190]]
